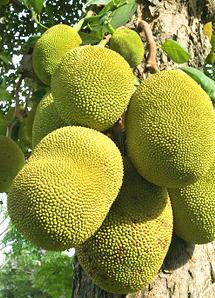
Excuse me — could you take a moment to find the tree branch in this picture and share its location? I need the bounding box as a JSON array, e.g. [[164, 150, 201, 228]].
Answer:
[[138, 20, 159, 74]]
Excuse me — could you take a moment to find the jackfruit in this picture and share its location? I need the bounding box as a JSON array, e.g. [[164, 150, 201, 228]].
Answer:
[[168, 159, 215, 244], [109, 28, 144, 68], [51, 45, 134, 131], [32, 93, 66, 148], [126, 69, 215, 188], [0, 136, 25, 193], [32, 24, 82, 85], [77, 158, 173, 294], [8, 126, 123, 251]]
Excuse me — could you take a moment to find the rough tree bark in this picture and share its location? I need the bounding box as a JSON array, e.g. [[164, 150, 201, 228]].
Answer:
[[72, 1, 215, 297]]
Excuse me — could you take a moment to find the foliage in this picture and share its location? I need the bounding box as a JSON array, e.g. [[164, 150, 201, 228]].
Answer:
[[0, 222, 74, 298]]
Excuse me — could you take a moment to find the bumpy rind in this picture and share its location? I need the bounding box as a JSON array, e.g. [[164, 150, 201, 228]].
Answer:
[[0, 136, 25, 192], [109, 28, 144, 68], [126, 69, 215, 188], [77, 158, 173, 294], [51, 45, 134, 131], [32, 92, 66, 148], [168, 159, 215, 244], [32, 24, 82, 85], [8, 126, 123, 251]]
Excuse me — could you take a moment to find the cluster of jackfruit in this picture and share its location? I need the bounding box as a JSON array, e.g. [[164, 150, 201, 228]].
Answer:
[[5, 22, 215, 295]]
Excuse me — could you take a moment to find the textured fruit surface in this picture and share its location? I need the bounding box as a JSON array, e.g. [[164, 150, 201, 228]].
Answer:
[[32, 92, 66, 147], [51, 45, 134, 131], [77, 159, 173, 294], [109, 28, 144, 67], [0, 136, 25, 192], [32, 24, 82, 85], [168, 159, 215, 244], [126, 69, 215, 188], [8, 126, 123, 250]]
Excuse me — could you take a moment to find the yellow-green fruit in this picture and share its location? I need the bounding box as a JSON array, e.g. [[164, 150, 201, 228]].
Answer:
[[109, 28, 144, 68], [126, 70, 215, 188], [0, 136, 25, 193], [77, 159, 173, 294], [32, 93, 66, 148], [8, 126, 123, 251], [51, 45, 134, 131], [168, 159, 215, 244], [32, 24, 82, 85]]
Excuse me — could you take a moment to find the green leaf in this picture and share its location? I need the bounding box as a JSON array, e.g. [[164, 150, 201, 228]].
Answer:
[[98, 0, 124, 16], [79, 31, 103, 45], [110, 0, 137, 29], [161, 40, 190, 63], [0, 52, 11, 65], [29, 0, 44, 14], [22, 35, 40, 52], [0, 85, 13, 102], [180, 66, 215, 101], [86, 0, 111, 5]]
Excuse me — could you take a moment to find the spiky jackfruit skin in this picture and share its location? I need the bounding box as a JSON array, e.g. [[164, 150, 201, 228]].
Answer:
[[126, 70, 215, 188], [32, 24, 82, 85], [168, 159, 215, 244], [51, 45, 134, 131], [0, 136, 25, 193], [109, 28, 144, 68], [8, 126, 123, 251], [32, 93, 66, 148], [77, 159, 173, 294]]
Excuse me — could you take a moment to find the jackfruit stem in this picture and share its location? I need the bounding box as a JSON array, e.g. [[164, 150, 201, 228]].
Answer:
[[111, 117, 126, 156], [106, 22, 116, 34], [98, 34, 111, 47], [138, 20, 159, 73]]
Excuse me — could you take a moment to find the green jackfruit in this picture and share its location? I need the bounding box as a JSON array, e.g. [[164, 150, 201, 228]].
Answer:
[[168, 159, 215, 244], [32, 24, 82, 85], [51, 45, 134, 131], [126, 70, 215, 188], [32, 92, 66, 148], [77, 159, 173, 294], [109, 28, 144, 68], [0, 136, 25, 193], [8, 126, 123, 251]]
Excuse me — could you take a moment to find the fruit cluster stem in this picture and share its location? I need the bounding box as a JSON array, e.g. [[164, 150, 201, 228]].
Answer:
[[138, 20, 159, 73]]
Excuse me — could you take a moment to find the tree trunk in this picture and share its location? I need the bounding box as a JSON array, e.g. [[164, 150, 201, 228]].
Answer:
[[72, 1, 215, 297]]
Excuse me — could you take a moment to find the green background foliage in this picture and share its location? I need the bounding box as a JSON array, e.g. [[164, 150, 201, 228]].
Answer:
[[0, 222, 74, 298]]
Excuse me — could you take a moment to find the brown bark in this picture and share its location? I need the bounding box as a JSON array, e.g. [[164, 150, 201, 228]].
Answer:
[[72, 1, 215, 297]]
